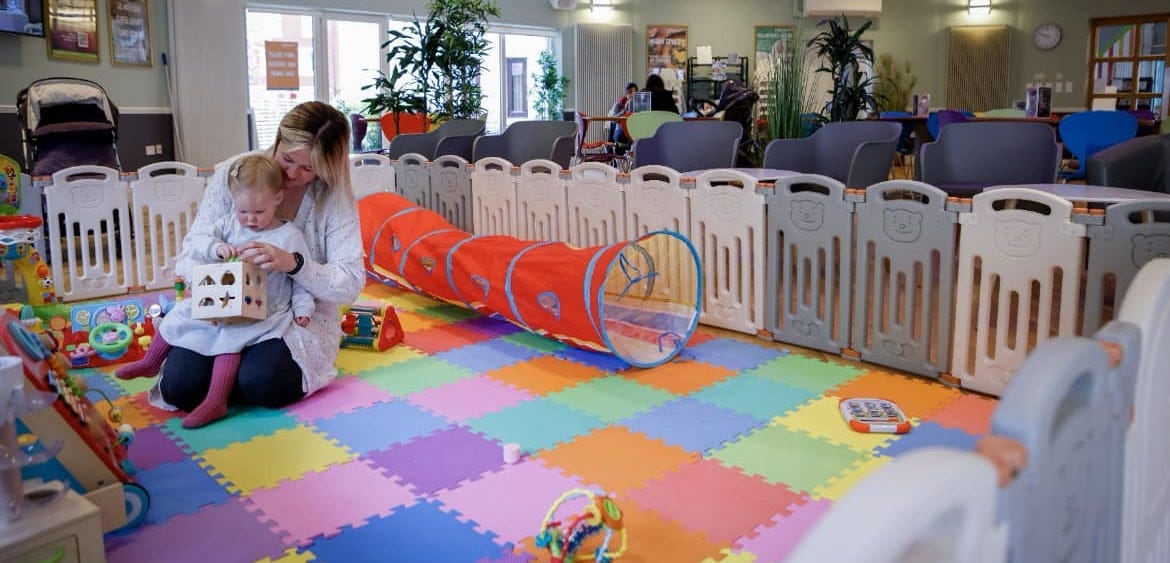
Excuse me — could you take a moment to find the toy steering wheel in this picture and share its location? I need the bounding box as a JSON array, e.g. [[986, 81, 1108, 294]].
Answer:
[[89, 322, 133, 359]]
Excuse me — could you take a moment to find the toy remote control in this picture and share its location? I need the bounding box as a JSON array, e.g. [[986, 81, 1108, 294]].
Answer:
[[839, 398, 911, 434]]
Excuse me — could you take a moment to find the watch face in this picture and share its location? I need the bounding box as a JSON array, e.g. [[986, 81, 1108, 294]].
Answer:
[[1034, 24, 1062, 50]]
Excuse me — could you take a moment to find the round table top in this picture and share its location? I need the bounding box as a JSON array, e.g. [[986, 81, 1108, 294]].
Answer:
[[682, 168, 798, 180], [984, 184, 1170, 203]]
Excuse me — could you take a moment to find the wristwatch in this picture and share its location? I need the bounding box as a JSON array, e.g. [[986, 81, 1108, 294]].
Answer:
[[289, 251, 305, 275]]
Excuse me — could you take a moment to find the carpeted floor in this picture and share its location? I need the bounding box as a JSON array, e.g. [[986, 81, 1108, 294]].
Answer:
[[83, 280, 995, 562]]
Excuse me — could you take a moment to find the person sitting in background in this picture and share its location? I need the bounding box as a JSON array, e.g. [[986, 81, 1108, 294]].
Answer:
[[609, 82, 638, 154], [643, 73, 680, 114]]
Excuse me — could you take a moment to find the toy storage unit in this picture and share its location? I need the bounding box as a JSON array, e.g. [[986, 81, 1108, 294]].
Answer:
[[0, 490, 105, 563]]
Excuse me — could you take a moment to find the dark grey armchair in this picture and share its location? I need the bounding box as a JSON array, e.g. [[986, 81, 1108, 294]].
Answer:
[[919, 121, 1059, 196], [386, 118, 485, 161], [632, 120, 741, 171], [763, 121, 901, 189], [472, 121, 578, 168], [1086, 133, 1170, 193]]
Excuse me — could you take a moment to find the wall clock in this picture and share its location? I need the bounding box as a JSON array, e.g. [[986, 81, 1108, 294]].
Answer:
[[1034, 23, 1062, 51]]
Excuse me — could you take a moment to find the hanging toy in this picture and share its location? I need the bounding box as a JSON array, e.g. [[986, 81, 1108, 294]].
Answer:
[[535, 489, 627, 563]]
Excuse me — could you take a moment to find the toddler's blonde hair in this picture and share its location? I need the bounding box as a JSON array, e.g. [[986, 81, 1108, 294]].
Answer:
[[227, 155, 283, 195]]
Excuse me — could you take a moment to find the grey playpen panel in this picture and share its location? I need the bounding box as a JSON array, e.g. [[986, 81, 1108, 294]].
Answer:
[[993, 324, 1138, 563], [395, 153, 431, 209], [852, 181, 958, 378], [1082, 199, 1170, 334], [429, 155, 472, 232], [765, 174, 854, 353]]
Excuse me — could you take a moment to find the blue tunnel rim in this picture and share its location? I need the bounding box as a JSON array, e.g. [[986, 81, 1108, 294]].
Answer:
[[595, 230, 703, 369]]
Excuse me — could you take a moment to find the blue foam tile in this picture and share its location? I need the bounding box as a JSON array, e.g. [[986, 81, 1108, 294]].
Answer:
[[464, 398, 605, 454], [132, 457, 233, 526], [435, 339, 545, 373], [456, 315, 524, 338], [683, 338, 788, 371], [691, 374, 817, 422], [81, 369, 126, 401], [308, 500, 506, 563], [314, 399, 450, 455], [553, 346, 631, 372], [623, 397, 767, 454], [876, 421, 980, 458]]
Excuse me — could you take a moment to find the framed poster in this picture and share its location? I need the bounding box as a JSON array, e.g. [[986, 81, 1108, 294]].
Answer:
[[45, 0, 100, 62], [754, 25, 796, 75], [108, 0, 151, 67], [646, 24, 687, 71]]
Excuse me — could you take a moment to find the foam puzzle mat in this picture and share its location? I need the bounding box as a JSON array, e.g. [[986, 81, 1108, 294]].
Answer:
[[88, 281, 996, 562]]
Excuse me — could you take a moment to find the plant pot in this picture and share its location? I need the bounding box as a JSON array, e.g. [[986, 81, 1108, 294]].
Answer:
[[379, 112, 430, 142]]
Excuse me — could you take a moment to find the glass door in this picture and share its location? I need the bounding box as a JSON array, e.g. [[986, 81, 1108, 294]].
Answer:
[[323, 13, 387, 151], [245, 10, 317, 149]]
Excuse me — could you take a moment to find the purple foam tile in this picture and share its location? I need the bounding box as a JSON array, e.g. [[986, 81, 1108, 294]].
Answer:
[[554, 346, 632, 372], [435, 459, 591, 546], [365, 426, 505, 496], [104, 498, 287, 563], [127, 425, 189, 471], [876, 421, 979, 458], [287, 376, 395, 422], [685, 338, 788, 371], [457, 315, 524, 338], [436, 339, 546, 373], [407, 375, 534, 424], [734, 496, 833, 561], [312, 399, 450, 455], [623, 397, 767, 454]]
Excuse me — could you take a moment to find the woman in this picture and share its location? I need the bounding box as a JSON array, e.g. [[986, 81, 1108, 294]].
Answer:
[[149, 101, 364, 417], [642, 73, 680, 114]]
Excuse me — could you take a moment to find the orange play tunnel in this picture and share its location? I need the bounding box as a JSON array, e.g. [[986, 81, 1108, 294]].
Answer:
[[359, 192, 702, 367]]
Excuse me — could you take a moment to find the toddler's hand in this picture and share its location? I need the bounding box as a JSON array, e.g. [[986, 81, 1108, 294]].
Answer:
[[216, 244, 238, 259], [294, 316, 310, 327]]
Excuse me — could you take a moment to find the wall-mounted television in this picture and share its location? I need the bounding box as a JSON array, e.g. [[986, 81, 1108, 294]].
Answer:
[[0, 0, 44, 38]]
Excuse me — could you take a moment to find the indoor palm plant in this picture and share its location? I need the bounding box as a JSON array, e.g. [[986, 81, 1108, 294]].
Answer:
[[874, 54, 917, 113], [807, 15, 878, 122], [759, 30, 819, 143], [532, 50, 570, 121]]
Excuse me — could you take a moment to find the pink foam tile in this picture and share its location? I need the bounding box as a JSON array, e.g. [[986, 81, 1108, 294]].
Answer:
[[407, 375, 534, 423], [733, 496, 833, 561], [625, 458, 804, 545], [287, 376, 396, 422], [243, 458, 418, 546], [434, 459, 591, 545]]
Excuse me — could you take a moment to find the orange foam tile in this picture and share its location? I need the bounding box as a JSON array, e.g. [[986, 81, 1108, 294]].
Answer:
[[485, 356, 605, 395], [619, 359, 735, 395], [828, 370, 961, 418], [537, 427, 698, 495], [925, 392, 998, 436]]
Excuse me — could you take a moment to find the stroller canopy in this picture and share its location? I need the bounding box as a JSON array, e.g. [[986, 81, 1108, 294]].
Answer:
[[17, 77, 121, 175], [19, 77, 118, 134]]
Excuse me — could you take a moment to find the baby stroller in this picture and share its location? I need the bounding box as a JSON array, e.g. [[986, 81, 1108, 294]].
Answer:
[[17, 77, 121, 176], [689, 79, 759, 166]]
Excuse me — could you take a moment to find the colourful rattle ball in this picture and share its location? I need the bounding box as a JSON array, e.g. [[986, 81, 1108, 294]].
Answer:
[[537, 489, 627, 563]]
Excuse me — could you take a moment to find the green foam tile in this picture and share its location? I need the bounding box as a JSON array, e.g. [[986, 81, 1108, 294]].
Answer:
[[744, 354, 864, 394], [111, 373, 159, 395], [163, 407, 301, 453], [501, 330, 568, 353], [547, 376, 674, 422], [416, 303, 480, 323], [359, 355, 475, 396], [709, 424, 869, 493], [465, 398, 604, 454]]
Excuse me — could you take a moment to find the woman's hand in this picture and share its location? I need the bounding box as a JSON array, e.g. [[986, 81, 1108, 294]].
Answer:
[[237, 241, 295, 273]]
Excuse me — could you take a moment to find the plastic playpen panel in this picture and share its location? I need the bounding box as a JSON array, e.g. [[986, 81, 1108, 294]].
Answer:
[[566, 163, 626, 247], [765, 174, 854, 354], [950, 188, 1086, 396], [429, 156, 473, 232], [852, 181, 958, 377], [625, 166, 689, 238], [515, 160, 568, 243], [471, 158, 518, 237], [1119, 259, 1170, 563], [350, 153, 397, 200], [44, 165, 135, 302], [394, 153, 431, 208], [690, 170, 765, 334], [1082, 200, 1170, 335], [129, 162, 205, 291]]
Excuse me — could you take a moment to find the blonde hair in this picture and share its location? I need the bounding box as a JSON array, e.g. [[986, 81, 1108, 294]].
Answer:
[[228, 155, 283, 196], [271, 101, 353, 205]]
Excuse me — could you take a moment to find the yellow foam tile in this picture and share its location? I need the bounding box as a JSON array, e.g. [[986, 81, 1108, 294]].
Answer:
[[381, 291, 441, 312], [335, 344, 422, 375], [395, 310, 446, 332], [199, 426, 355, 495], [255, 548, 316, 562], [772, 396, 900, 453], [703, 548, 758, 562], [810, 455, 892, 501]]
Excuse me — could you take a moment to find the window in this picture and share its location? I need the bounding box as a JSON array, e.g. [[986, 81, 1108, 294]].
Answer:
[[506, 58, 528, 117], [1087, 14, 1168, 117]]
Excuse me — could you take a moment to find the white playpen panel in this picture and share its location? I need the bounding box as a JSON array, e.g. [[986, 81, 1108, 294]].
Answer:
[[624, 166, 689, 238], [565, 163, 625, 247], [394, 153, 431, 209], [515, 160, 568, 243], [429, 156, 472, 232], [44, 165, 134, 302], [788, 448, 1006, 563], [350, 153, 396, 200], [951, 187, 1086, 396], [1120, 259, 1170, 563], [690, 169, 764, 334], [471, 158, 517, 237], [129, 162, 205, 291]]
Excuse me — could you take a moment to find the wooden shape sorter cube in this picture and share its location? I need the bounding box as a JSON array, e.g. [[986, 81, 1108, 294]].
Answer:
[[191, 261, 267, 321]]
